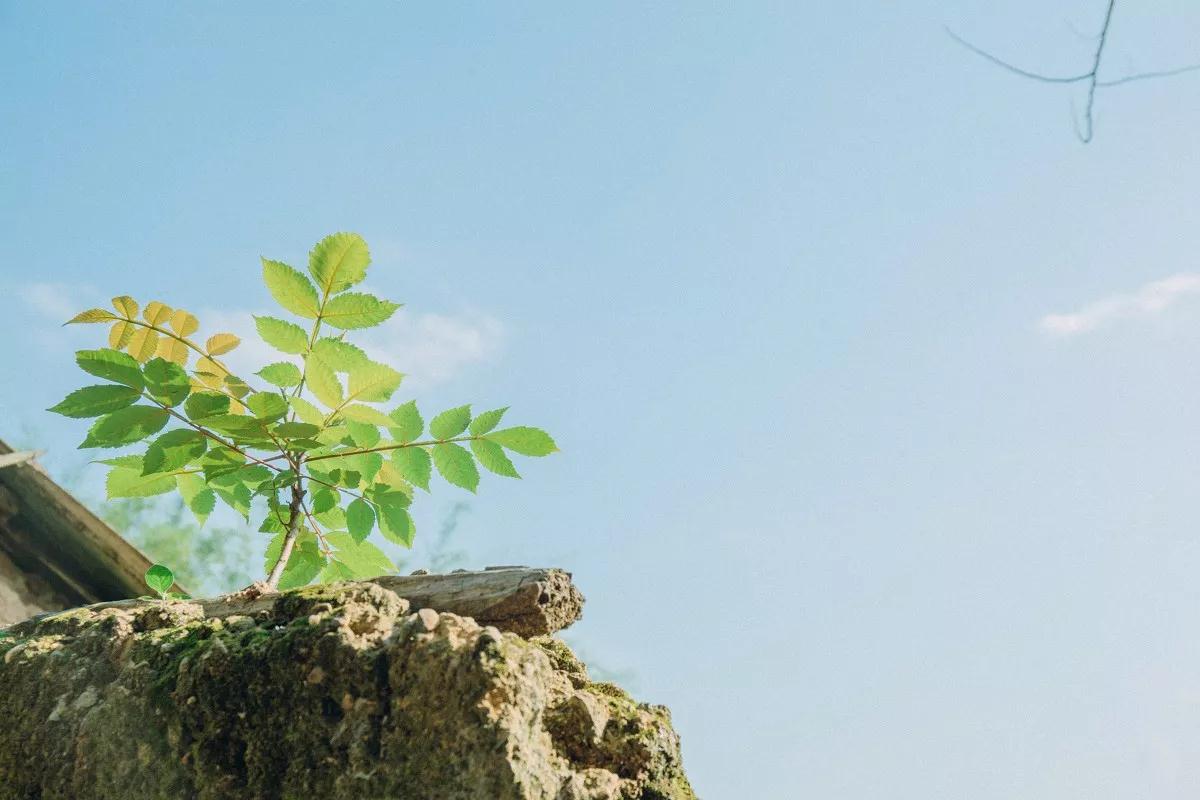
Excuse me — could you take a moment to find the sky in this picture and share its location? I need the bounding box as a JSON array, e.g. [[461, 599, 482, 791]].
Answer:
[[4, 1, 1200, 797]]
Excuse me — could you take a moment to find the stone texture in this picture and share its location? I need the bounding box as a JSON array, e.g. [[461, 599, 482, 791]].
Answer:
[[0, 581, 694, 800]]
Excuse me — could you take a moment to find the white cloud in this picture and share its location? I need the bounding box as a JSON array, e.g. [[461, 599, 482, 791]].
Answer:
[[1039, 273, 1200, 336], [18, 282, 90, 322], [202, 306, 504, 391]]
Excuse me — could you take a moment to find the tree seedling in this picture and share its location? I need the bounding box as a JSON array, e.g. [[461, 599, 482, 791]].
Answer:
[[53, 233, 557, 592]]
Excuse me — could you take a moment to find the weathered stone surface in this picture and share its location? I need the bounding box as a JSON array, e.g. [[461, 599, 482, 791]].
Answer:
[[0, 581, 694, 799]]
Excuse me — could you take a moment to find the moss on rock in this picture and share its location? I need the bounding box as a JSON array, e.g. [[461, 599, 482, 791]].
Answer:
[[0, 582, 694, 800]]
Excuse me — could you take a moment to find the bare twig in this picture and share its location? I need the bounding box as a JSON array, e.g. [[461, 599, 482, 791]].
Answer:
[[947, 1, 1200, 142], [264, 478, 305, 590]]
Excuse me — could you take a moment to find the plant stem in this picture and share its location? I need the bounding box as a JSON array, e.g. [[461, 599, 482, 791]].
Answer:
[[302, 434, 479, 464], [264, 477, 306, 590]]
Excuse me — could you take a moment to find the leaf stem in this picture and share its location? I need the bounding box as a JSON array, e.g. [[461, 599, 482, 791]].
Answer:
[[264, 477, 305, 590], [302, 435, 479, 463]]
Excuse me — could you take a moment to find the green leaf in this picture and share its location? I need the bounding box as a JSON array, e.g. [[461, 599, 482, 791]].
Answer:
[[388, 401, 423, 443], [254, 316, 310, 354], [345, 361, 403, 404], [345, 420, 380, 448], [392, 446, 432, 491], [487, 427, 558, 456], [340, 404, 396, 427], [143, 357, 191, 407], [432, 442, 478, 492], [287, 396, 325, 426], [310, 488, 337, 515], [66, 308, 117, 324], [76, 348, 143, 390], [309, 232, 371, 296], [374, 495, 415, 547], [212, 480, 252, 519], [80, 406, 170, 449], [262, 258, 319, 319], [346, 498, 375, 543], [321, 292, 400, 330], [340, 452, 383, 484], [144, 564, 174, 596], [314, 504, 346, 530], [272, 421, 321, 439], [142, 429, 207, 475], [107, 465, 176, 498], [203, 414, 268, 440], [471, 438, 520, 478], [325, 533, 395, 577], [278, 540, 324, 590], [176, 473, 216, 526], [320, 559, 357, 583], [200, 448, 246, 481], [48, 385, 140, 418], [256, 361, 302, 387], [469, 407, 508, 436], [429, 405, 471, 440], [246, 392, 289, 422], [305, 354, 343, 409], [184, 391, 230, 421], [311, 338, 370, 370]]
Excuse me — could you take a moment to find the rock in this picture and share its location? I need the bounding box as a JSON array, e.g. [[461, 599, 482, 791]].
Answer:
[[0, 580, 695, 799]]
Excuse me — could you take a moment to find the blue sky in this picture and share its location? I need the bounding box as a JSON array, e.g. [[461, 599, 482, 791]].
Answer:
[[5, 2, 1200, 797]]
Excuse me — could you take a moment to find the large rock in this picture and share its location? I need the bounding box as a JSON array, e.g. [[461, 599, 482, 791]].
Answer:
[[0, 582, 695, 799]]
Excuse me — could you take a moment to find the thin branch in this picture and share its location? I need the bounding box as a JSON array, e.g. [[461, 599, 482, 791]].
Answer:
[[264, 479, 305, 590], [302, 434, 480, 464], [947, 0, 1200, 142]]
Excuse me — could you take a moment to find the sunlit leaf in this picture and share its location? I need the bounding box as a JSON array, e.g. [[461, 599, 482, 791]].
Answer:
[[80, 406, 169, 448], [429, 405, 471, 440], [256, 361, 302, 388], [432, 442, 478, 492], [168, 309, 199, 337], [347, 361, 402, 403], [469, 407, 508, 436], [288, 396, 325, 426], [144, 357, 190, 407], [125, 326, 160, 363], [305, 354, 343, 408], [487, 426, 558, 456], [254, 315, 309, 355], [176, 473, 215, 526], [142, 429, 207, 475], [108, 320, 135, 350], [308, 232, 370, 296], [471, 438, 520, 478], [184, 391, 230, 421], [321, 292, 400, 330], [388, 401, 423, 443], [143, 301, 172, 326], [205, 333, 240, 356], [262, 258, 320, 319], [246, 392, 288, 422], [339, 404, 395, 427], [392, 446, 431, 491], [144, 564, 174, 595], [311, 337, 369, 370], [76, 348, 143, 390], [111, 295, 138, 319], [346, 498, 375, 543], [108, 465, 175, 498], [65, 308, 116, 324], [47, 385, 140, 418]]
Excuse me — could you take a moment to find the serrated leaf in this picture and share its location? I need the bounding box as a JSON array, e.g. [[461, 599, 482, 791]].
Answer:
[[184, 391, 230, 421], [315, 504, 346, 530], [144, 357, 191, 407], [254, 315, 309, 355], [345, 420, 381, 448], [66, 308, 116, 324], [144, 564, 174, 595], [346, 498, 375, 543], [309, 232, 371, 296], [155, 335, 189, 366], [272, 421, 321, 439], [471, 438, 520, 478], [80, 406, 169, 449], [429, 405, 471, 440], [325, 533, 395, 577], [392, 446, 431, 491], [125, 326, 160, 363], [212, 480, 252, 519], [205, 332, 240, 356], [287, 396, 325, 426], [487, 426, 558, 456], [143, 301, 172, 326], [388, 401, 423, 443], [278, 540, 324, 590], [262, 258, 320, 318], [340, 404, 396, 427], [310, 488, 337, 515], [305, 354, 343, 409], [374, 495, 415, 547], [432, 442, 478, 492], [203, 414, 268, 441], [108, 320, 135, 350], [48, 385, 140, 418], [107, 466, 175, 498], [347, 361, 402, 403], [111, 296, 138, 319], [311, 338, 370, 370], [200, 448, 246, 481], [76, 348, 143, 390], [176, 473, 215, 526], [469, 407, 508, 436], [142, 429, 207, 475], [321, 292, 400, 330], [168, 309, 199, 336], [246, 392, 288, 421], [256, 361, 302, 387], [320, 559, 357, 584], [340, 452, 383, 484]]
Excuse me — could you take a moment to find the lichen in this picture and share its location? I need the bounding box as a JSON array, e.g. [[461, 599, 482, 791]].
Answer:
[[0, 582, 694, 800]]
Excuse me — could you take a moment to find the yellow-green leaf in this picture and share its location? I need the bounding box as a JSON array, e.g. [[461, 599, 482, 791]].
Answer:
[[111, 296, 138, 319], [388, 401, 422, 443], [339, 404, 396, 426], [487, 426, 558, 456], [305, 354, 343, 409], [471, 438, 520, 478], [262, 258, 319, 319], [80, 406, 169, 449], [392, 446, 431, 491], [347, 361, 402, 403], [256, 361, 302, 387], [309, 232, 371, 296], [432, 442, 478, 492], [48, 385, 140, 418], [321, 293, 400, 330], [76, 348, 143, 390], [205, 333, 240, 356], [107, 466, 175, 499], [254, 316, 309, 354], [66, 308, 116, 324], [429, 405, 471, 440]]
